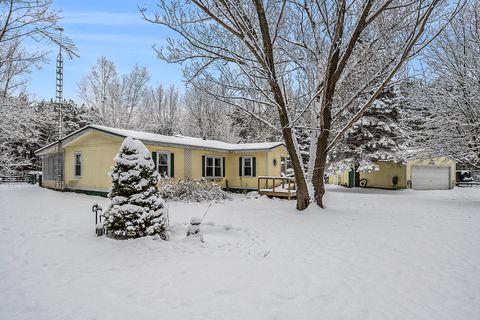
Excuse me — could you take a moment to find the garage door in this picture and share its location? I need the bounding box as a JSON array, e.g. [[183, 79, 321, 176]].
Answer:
[[412, 166, 450, 190]]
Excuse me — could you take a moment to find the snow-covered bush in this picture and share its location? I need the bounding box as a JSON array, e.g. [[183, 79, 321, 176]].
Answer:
[[159, 178, 228, 202], [103, 137, 168, 239]]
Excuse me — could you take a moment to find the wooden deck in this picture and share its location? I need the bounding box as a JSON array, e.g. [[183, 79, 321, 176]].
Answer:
[[257, 176, 296, 199]]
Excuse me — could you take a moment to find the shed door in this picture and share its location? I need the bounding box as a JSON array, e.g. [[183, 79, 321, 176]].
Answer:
[[412, 166, 450, 190], [348, 168, 355, 188]]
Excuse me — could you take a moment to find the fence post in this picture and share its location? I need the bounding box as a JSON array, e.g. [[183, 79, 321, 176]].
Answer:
[[287, 178, 291, 200]]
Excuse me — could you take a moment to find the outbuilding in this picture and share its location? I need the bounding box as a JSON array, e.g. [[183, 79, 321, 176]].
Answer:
[[328, 157, 456, 190]]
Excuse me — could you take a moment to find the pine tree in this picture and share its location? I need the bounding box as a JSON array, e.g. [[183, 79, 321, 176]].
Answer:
[[330, 85, 407, 172], [294, 126, 311, 171], [103, 137, 168, 239], [34, 99, 92, 146], [0, 95, 37, 174]]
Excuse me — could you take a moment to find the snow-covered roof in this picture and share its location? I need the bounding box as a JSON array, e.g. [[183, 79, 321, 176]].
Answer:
[[35, 124, 285, 155]]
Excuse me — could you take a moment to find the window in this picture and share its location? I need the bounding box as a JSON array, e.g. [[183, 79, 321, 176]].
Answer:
[[74, 153, 82, 177], [205, 156, 223, 178], [239, 156, 256, 177], [157, 152, 170, 178], [281, 156, 293, 177], [242, 156, 253, 177]]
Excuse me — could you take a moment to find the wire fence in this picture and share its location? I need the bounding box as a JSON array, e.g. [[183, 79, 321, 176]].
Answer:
[[0, 173, 39, 188]]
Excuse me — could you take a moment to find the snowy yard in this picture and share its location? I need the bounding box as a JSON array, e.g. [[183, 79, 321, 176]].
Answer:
[[0, 185, 479, 320]]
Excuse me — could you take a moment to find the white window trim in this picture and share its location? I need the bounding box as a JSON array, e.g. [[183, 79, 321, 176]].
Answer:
[[205, 155, 223, 178], [74, 152, 82, 178], [280, 156, 291, 176], [242, 156, 253, 177], [156, 151, 171, 179]]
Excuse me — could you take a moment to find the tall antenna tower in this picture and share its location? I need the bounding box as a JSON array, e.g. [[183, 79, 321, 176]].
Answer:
[[56, 46, 64, 102], [56, 46, 64, 138], [36, 27, 80, 138], [35, 27, 79, 190]]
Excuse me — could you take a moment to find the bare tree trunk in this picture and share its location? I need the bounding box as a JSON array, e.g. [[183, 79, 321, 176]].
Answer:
[[281, 126, 310, 210], [311, 98, 332, 208], [311, 136, 329, 208], [254, 0, 310, 210], [310, 0, 345, 208]]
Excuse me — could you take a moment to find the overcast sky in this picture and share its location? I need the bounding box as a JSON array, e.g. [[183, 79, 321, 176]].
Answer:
[[28, 0, 183, 102]]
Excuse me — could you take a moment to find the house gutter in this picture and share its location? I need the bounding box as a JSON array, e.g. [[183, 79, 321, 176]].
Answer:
[[35, 125, 286, 156]]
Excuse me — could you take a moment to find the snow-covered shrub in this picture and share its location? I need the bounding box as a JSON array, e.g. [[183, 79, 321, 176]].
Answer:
[[159, 178, 228, 202], [103, 137, 168, 239]]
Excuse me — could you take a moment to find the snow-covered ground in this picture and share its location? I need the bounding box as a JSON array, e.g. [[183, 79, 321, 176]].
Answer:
[[0, 185, 479, 320]]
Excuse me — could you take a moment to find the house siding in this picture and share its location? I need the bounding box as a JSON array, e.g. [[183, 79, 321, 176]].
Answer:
[[328, 162, 406, 189], [359, 162, 407, 189], [41, 130, 288, 192], [328, 170, 350, 187], [148, 145, 186, 180], [64, 131, 122, 191]]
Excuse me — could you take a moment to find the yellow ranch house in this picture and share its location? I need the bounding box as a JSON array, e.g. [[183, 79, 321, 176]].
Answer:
[[35, 125, 289, 195]]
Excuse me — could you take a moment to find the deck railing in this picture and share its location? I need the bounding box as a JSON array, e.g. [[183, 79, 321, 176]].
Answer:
[[257, 176, 296, 199]]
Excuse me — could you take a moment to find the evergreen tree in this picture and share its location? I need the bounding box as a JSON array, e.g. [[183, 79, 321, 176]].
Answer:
[[0, 95, 37, 174], [294, 126, 311, 171], [103, 137, 168, 239], [330, 85, 407, 172], [34, 99, 92, 147]]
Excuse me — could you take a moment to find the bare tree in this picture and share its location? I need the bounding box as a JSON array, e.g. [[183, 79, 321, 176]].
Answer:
[[0, 0, 79, 97], [0, 38, 45, 96], [0, 0, 60, 44], [0, 0, 62, 96], [141, 0, 462, 209], [121, 64, 150, 127], [78, 57, 120, 126], [137, 83, 182, 135], [407, 2, 480, 169], [78, 58, 150, 129], [182, 84, 235, 142]]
